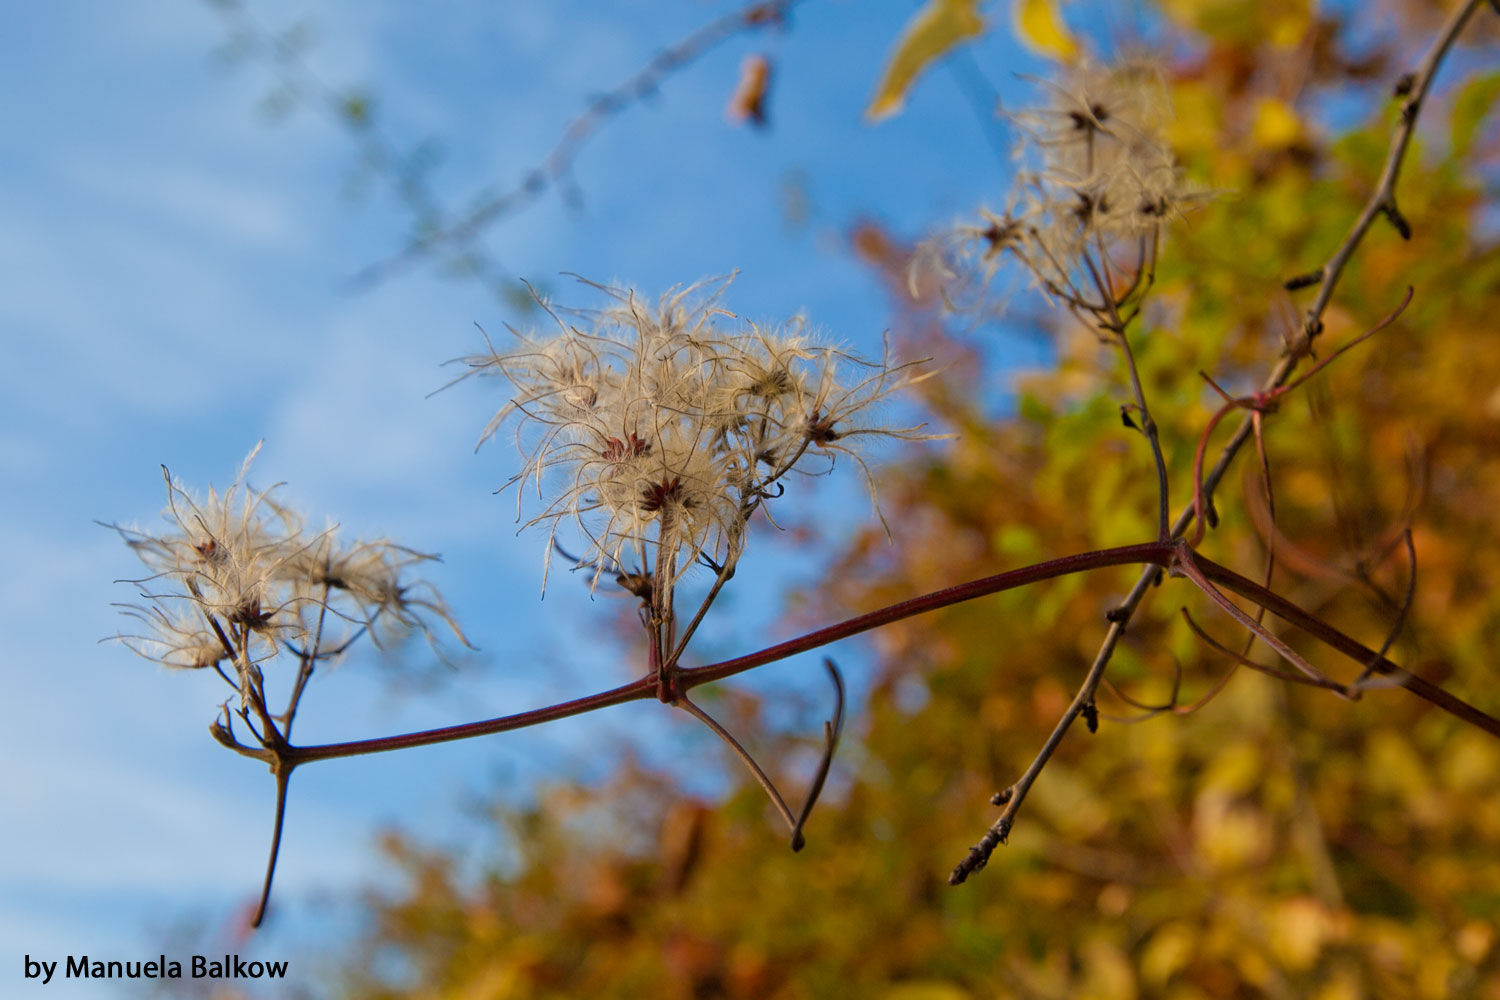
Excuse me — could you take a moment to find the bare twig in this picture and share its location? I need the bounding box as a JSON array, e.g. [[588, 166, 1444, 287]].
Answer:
[[1180, 608, 1344, 692], [951, 562, 1155, 885], [250, 763, 294, 928], [790, 659, 847, 851], [1191, 547, 1500, 739], [678, 696, 799, 836], [1355, 528, 1417, 690]]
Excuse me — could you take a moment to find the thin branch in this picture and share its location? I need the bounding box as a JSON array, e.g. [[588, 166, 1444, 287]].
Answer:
[[677, 696, 798, 835], [668, 547, 740, 668], [276, 543, 1173, 766], [1117, 325, 1171, 541], [280, 582, 331, 738], [1355, 529, 1417, 689], [1191, 548, 1500, 739], [1082, 242, 1170, 541], [790, 659, 847, 851], [284, 676, 656, 765], [350, 0, 799, 288], [951, 567, 1154, 885], [250, 763, 294, 928], [680, 542, 1174, 689], [1180, 608, 1344, 691]]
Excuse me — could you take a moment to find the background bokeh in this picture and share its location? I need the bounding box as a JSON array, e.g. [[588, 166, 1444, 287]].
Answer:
[[2, 1, 1038, 993], [4, 1, 1499, 997]]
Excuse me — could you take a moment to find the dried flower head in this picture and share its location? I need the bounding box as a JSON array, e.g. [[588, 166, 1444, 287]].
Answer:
[[452, 278, 932, 594], [107, 445, 462, 701], [919, 57, 1209, 310]]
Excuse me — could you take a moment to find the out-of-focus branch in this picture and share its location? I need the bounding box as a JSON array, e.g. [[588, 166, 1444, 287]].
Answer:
[[348, 0, 799, 290], [204, 0, 517, 298], [205, 0, 795, 298]]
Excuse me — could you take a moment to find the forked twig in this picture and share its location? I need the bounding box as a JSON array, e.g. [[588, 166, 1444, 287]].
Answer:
[[1180, 608, 1345, 693], [1173, 548, 1341, 692], [677, 658, 846, 851], [677, 696, 798, 835], [1191, 287, 1413, 548]]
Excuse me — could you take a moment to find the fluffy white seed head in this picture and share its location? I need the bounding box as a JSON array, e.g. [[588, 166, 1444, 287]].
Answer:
[[455, 279, 931, 592], [108, 445, 462, 692], [919, 57, 1208, 307]]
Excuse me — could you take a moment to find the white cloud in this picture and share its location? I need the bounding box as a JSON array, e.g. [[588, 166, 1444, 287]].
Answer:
[[62, 157, 302, 250]]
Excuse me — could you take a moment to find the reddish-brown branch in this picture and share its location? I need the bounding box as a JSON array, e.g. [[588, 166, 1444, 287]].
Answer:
[[1191, 288, 1412, 547], [283, 676, 657, 764], [679, 542, 1175, 689], [1187, 548, 1500, 739], [276, 543, 1174, 766], [250, 764, 294, 928]]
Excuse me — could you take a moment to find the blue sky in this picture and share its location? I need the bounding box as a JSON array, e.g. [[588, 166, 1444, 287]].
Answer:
[[0, 1, 1057, 995]]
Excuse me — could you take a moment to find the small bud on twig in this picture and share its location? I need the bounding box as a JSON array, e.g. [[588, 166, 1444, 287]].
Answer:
[[1284, 269, 1323, 291], [1382, 202, 1412, 240]]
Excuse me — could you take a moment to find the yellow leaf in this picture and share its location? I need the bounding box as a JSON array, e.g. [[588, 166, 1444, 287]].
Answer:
[[1012, 0, 1078, 61], [1141, 922, 1196, 986], [880, 984, 972, 1000], [1268, 897, 1334, 971], [867, 0, 985, 121], [1251, 97, 1302, 148], [1269, 4, 1312, 50]]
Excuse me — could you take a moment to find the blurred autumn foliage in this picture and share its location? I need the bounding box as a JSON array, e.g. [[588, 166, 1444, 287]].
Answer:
[[226, 1, 1500, 997]]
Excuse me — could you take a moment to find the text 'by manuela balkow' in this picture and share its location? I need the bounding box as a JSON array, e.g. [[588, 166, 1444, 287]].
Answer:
[[23, 954, 289, 985]]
